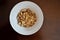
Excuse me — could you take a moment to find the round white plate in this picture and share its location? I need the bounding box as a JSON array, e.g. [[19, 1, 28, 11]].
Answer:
[[9, 1, 44, 35]]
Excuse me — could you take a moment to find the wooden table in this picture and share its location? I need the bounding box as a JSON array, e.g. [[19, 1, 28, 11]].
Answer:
[[0, 0, 60, 40]]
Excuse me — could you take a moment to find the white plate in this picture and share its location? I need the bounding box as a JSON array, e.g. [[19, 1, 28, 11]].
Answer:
[[9, 1, 44, 35]]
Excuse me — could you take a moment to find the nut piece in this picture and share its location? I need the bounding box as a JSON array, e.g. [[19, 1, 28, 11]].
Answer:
[[17, 8, 37, 28]]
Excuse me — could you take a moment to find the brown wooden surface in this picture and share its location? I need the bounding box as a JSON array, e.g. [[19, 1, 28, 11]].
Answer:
[[0, 0, 60, 40]]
